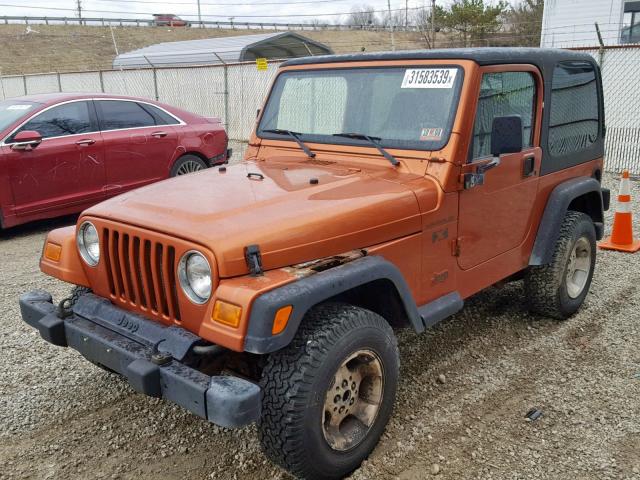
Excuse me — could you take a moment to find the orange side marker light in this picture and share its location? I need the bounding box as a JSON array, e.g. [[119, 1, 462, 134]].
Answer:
[[272, 305, 293, 335], [212, 301, 242, 328], [44, 243, 62, 262]]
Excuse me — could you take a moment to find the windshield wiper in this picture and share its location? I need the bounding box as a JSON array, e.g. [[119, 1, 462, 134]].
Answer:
[[262, 128, 315, 158], [332, 132, 399, 167]]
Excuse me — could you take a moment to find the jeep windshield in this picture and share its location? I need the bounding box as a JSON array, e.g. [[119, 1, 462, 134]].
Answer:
[[258, 66, 463, 152], [0, 100, 40, 134]]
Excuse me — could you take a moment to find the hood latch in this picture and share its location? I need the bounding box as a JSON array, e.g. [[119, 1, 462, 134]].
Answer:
[[245, 244, 264, 276]]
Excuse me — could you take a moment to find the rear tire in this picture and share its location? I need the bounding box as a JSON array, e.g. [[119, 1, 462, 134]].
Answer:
[[170, 154, 207, 177], [524, 211, 596, 319], [258, 303, 399, 480]]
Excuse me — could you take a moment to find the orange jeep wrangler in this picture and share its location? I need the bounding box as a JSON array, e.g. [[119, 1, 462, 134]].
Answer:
[[21, 48, 610, 479]]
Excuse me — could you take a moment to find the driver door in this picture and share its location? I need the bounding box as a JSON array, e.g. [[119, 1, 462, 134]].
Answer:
[[4, 100, 105, 218], [457, 66, 543, 270]]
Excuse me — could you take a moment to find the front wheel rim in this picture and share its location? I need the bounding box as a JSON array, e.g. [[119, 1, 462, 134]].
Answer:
[[176, 159, 204, 175], [322, 349, 384, 452], [566, 236, 592, 299]]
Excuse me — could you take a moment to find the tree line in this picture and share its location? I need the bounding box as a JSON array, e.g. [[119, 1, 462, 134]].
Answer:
[[346, 0, 544, 48]]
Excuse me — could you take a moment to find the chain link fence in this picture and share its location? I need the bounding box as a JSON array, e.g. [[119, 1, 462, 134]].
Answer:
[[580, 46, 640, 174], [1, 46, 639, 173]]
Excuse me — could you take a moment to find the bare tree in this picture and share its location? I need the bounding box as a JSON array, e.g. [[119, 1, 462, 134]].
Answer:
[[348, 4, 379, 28], [504, 0, 544, 46]]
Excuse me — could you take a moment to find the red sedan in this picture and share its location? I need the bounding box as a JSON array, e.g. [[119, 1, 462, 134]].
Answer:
[[0, 93, 229, 229]]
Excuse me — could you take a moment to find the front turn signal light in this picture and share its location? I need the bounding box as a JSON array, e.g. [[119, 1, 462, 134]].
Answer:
[[272, 305, 293, 335], [212, 300, 242, 328], [44, 242, 62, 262]]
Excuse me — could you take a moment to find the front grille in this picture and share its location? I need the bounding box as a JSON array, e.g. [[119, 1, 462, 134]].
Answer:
[[103, 228, 181, 322]]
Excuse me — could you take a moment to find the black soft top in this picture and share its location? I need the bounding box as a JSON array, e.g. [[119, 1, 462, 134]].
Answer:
[[282, 47, 590, 65], [282, 47, 594, 79]]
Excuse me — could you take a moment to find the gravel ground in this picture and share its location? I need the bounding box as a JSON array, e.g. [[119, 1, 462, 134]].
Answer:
[[1, 173, 639, 480]]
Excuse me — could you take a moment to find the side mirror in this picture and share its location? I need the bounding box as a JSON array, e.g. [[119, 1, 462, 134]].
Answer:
[[490, 115, 523, 157], [11, 130, 43, 151]]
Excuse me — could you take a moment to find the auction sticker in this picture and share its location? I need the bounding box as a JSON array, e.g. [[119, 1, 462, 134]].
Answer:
[[6, 104, 32, 110], [401, 68, 457, 89], [420, 127, 444, 141]]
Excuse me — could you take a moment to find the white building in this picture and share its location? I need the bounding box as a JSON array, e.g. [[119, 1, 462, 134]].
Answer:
[[540, 0, 640, 47]]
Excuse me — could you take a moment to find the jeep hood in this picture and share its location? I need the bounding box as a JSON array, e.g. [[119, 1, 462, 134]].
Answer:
[[85, 159, 425, 277]]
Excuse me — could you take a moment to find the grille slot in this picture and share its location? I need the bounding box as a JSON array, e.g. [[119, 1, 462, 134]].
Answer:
[[103, 228, 181, 322]]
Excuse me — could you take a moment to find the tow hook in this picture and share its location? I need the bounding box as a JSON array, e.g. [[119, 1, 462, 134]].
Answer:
[[150, 340, 172, 365]]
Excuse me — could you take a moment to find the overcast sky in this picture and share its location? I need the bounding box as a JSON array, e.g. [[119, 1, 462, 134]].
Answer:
[[0, 0, 461, 24]]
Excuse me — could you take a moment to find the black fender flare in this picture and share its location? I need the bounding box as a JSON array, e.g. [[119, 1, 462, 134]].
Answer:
[[243, 256, 426, 354], [529, 177, 605, 266]]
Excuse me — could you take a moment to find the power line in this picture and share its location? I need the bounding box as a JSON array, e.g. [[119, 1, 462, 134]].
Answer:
[[92, 0, 362, 5], [0, 2, 425, 18]]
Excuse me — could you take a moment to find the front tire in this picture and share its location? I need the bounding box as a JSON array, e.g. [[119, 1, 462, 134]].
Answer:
[[259, 303, 399, 480], [170, 154, 207, 177], [524, 211, 596, 319]]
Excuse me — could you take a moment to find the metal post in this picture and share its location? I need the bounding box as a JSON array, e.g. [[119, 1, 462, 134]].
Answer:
[[57, 71, 62, 92], [143, 56, 159, 100], [405, 0, 408, 27], [431, 0, 436, 48], [213, 53, 229, 128], [595, 22, 605, 68], [110, 24, 119, 56], [197, 0, 202, 27], [0, 69, 6, 100], [22, 75, 27, 95], [387, 0, 396, 51], [99, 70, 105, 93]]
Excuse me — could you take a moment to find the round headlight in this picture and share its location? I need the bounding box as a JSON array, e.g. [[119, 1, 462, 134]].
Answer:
[[77, 221, 100, 266], [178, 251, 212, 304]]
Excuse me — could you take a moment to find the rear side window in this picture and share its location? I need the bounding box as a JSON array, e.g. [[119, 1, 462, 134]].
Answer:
[[97, 100, 156, 130], [470, 71, 536, 160], [14, 101, 93, 140], [141, 103, 180, 125], [548, 62, 599, 157]]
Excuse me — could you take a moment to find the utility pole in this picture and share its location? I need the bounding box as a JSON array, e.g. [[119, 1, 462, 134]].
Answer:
[[76, 0, 83, 25], [197, 0, 203, 28], [431, 0, 436, 48], [405, 0, 408, 28], [387, 0, 395, 51]]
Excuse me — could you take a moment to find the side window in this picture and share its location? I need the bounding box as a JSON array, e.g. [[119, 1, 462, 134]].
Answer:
[[470, 71, 536, 160], [98, 100, 157, 130], [13, 101, 93, 140], [548, 62, 599, 157], [141, 103, 180, 125]]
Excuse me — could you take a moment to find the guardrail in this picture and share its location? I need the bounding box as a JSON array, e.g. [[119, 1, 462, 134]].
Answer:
[[0, 15, 420, 32]]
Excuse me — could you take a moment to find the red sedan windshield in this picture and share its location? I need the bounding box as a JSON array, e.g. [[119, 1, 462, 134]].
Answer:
[[0, 100, 40, 134]]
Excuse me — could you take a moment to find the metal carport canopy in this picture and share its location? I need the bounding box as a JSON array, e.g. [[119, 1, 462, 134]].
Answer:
[[112, 32, 333, 68]]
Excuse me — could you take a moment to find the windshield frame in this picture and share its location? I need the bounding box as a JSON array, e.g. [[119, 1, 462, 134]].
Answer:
[[257, 64, 465, 153]]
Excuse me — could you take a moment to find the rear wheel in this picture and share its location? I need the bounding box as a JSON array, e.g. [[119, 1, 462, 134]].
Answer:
[[524, 211, 596, 319], [259, 303, 399, 480], [170, 154, 207, 177]]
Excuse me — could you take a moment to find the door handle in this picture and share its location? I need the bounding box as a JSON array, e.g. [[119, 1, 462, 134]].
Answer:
[[151, 131, 168, 138], [523, 155, 536, 177], [75, 139, 96, 146]]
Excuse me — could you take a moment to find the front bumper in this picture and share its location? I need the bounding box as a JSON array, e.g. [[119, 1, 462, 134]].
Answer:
[[19, 291, 260, 428]]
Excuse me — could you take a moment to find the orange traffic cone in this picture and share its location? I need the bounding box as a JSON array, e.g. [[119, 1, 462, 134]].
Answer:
[[599, 170, 640, 253]]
